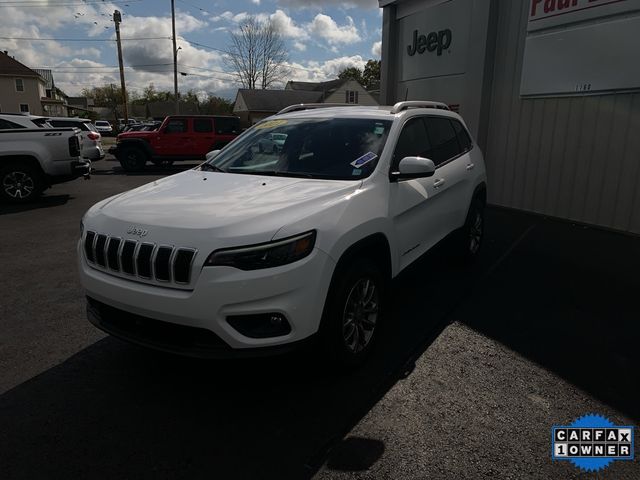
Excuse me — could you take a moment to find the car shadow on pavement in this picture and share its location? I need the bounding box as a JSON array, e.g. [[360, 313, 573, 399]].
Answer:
[[0, 227, 493, 480], [458, 212, 640, 421], [0, 194, 72, 216], [1, 208, 637, 479]]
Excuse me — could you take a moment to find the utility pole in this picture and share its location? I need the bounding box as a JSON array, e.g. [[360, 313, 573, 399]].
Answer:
[[113, 10, 128, 123], [171, 0, 179, 114]]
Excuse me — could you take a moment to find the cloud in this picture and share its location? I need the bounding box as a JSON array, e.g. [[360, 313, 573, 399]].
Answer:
[[371, 41, 381, 57], [269, 10, 307, 39], [308, 14, 360, 45], [293, 41, 307, 52], [276, 0, 378, 9], [286, 55, 368, 83]]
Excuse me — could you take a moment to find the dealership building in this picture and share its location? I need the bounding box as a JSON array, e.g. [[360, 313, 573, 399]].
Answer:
[[379, 0, 640, 234]]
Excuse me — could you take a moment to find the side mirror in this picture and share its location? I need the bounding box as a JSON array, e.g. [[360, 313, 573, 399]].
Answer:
[[205, 149, 221, 161], [391, 156, 436, 180]]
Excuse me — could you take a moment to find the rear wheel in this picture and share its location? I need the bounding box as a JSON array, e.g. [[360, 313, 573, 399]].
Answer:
[[0, 163, 43, 203], [319, 258, 385, 367], [119, 146, 147, 171], [455, 198, 485, 264]]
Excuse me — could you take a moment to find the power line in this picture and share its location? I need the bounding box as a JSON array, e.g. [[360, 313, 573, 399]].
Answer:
[[181, 37, 325, 75], [0, 36, 170, 42], [37, 63, 174, 69], [0, 0, 142, 7]]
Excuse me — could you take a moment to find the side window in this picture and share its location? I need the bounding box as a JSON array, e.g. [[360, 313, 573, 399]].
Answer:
[[164, 118, 187, 133], [424, 117, 461, 166], [215, 117, 238, 134], [391, 117, 431, 170], [194, 118, 213, 133], [0, 119, 25, 129], [452, 120, 472, 152]]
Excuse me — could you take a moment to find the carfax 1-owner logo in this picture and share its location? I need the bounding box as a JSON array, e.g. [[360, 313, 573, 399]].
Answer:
[[552, 414, 635, 472]]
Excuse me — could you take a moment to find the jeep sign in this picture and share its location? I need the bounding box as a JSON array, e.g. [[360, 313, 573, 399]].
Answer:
[[398, 0, 469, 82], [406, 28, 452, 56]]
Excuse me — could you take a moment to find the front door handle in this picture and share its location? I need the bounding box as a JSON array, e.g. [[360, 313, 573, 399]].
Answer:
[[433, 178, 446, 188], [466, 163, 475, 171]]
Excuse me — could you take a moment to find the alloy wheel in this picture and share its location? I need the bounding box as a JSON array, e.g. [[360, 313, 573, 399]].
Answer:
[[469, 210, 483, 254], [2, 171, 35, 199], [342, 277, 379, 353]]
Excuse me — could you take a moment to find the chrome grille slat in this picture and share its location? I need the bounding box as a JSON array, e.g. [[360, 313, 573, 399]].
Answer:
[[83, 231, 196, 286]]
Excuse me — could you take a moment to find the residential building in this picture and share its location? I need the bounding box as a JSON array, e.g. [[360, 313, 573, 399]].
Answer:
[[285, 78, 379, 106], [0, 51, 46, 115], [33, 68, 67, 117], [233, 89, 324, 125]]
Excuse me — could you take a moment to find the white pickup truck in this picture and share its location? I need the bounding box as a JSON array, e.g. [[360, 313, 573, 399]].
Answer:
[[0, 114, 91, 203]]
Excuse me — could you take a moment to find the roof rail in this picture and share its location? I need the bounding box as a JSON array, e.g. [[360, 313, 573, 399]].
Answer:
[[390, 101, 449, 114], [276, 103, 353, 115]]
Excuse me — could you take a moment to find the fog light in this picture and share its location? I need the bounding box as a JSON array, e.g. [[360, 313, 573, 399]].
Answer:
[[227, 313, 291, 338]]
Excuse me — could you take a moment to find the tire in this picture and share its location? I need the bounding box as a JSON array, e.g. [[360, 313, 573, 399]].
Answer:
[[119, 146, 147, 171], [0, 163, 43, 203], [455, 198, 485, 264], [319, 258, 386, 367]]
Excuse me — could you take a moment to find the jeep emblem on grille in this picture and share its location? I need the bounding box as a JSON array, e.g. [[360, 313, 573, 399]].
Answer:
[[127, 226, 148, 237]]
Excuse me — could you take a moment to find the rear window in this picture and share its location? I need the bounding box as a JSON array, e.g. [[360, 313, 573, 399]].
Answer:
[[50, 120, 89, 131], [194, 118, 213, 133], [84, 123, 96, 132], [424, 117, 461, 166], [214, 117, 240, 135]]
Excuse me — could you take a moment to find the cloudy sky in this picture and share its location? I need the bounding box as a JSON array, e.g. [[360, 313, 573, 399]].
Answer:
[[1, 0, 382, 99]]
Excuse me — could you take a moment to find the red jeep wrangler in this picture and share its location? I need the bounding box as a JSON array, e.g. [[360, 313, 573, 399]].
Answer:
[[115, 115, 241, 171]]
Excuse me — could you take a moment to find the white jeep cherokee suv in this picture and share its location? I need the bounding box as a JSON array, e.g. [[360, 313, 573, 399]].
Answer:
[[78, 101, 487, 364]]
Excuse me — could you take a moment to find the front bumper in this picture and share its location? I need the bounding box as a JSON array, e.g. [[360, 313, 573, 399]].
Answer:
[[78, 245, 336, 353]]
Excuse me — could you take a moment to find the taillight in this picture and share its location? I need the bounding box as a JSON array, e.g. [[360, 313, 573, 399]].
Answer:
[[68, 136, 80, 157], [87, 132, 100, 140]]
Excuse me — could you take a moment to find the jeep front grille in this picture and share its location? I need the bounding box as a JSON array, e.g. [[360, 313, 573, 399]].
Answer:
[[83, 231, 197, 285]]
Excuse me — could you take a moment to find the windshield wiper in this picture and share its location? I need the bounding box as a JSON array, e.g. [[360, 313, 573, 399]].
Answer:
[[201, 163, 225, 173]]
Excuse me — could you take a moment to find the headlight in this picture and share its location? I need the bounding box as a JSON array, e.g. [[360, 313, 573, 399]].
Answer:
[[204, 230, 316, 270]]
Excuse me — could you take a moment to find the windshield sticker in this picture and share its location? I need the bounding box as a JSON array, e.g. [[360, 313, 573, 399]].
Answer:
[[350, 152, 378, 168], [254, 119, 288, 130], [373, 124, 385, 135], [352, 168, 362, 176]]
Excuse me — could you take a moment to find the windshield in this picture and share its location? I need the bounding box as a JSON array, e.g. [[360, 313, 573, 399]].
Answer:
[[205, 117, 392, 180]]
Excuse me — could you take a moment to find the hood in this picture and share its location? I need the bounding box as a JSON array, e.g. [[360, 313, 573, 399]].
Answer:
[[87, 169, 361, 246], [117, 130, 155, 140]]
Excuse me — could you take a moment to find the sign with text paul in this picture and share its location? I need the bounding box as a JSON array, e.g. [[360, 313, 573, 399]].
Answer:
[[398, 0, 470, 82], [521, 0, 640, 96]]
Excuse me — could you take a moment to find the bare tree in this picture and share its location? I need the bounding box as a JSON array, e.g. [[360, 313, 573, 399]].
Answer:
[[225, 16, 290, 89]]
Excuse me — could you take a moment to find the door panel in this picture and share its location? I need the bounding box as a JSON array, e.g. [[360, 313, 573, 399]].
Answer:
[[389, 117, 447, 270], [192, 118, 215, 156], [155, 118, 190, 156]]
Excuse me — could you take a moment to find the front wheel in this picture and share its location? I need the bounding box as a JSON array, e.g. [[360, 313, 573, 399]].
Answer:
[[319, 258, 386, 367], [119, 147, 147, 171], [0, 163, 43, 203]]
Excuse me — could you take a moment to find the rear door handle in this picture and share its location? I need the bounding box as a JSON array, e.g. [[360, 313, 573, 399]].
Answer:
[[433, 178, 446, 188], [466, 163, 475, 171]]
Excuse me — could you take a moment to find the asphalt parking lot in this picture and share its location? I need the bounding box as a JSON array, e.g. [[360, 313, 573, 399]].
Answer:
[[0, 158, 638, 479]]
